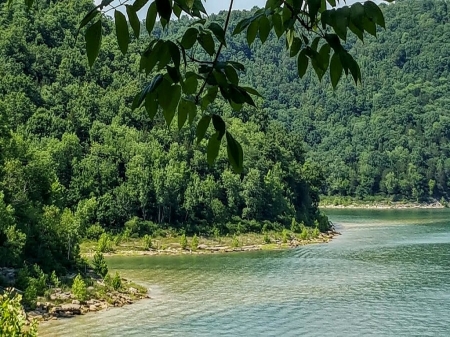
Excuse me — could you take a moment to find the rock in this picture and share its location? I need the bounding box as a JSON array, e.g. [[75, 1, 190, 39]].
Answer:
[[87, 286, 95, 291], [197, 244, 208, 250], [128, 287, 138, 294], [72, 300, 80, 305], [89, 305, 98, 312]]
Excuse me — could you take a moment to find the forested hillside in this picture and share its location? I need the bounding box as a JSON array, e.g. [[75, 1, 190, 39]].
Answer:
[[232, 0, 450, 201], [0, 0, 449, 273], [0, 0, 326, 272]]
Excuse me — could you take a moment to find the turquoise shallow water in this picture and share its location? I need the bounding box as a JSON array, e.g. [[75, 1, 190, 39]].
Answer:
[[41, 209, 450, 336]]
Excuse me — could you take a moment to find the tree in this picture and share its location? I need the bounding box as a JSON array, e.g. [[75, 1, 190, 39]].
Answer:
[[69, 0, 388, 172], [92, 251, 109, 278], [0, 289, 38, 337]]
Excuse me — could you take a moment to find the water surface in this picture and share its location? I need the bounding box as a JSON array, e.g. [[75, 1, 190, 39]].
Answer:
[[41, 209, 450, 336]]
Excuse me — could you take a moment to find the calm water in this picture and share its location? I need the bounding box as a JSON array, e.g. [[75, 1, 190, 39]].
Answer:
[[41, 209, 450, 336]]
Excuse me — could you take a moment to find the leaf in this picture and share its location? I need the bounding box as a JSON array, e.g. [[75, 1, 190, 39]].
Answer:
[[158, 80, 181, 126], [133, 74, 163, 110], [208, 22, 226, 46], [226, 131, 243, 173], [241, 86, 262, 97], [25, 0, 34, 9], [78, 7, 100, 33], [156, 0, 172, 22], [126, 5, 140, 38], [212, 114, 226, 138], [233, 18, 252, 35], [167, 41, 181, 68], [272, 13, 284, 38], [178, 98, 197, 129], [318, 44, 331, 71], [207, 132, 222, 165], [133, 0, 149, 11], [182, 72, 198, 95], [198, 32, 215, 56], [180, 27, 198, 49], [146, 2, 157, 34], [247, 19, 260, 46], [297, 49, 308, 78], [85, 20, 102, 68], [334, 8, 349, 40], [290, 37, 302, 57], [145, 92, 158, 120], [364, 1, 385, 28], [196, 115, 211, 144], [258, 16, 271, 43], [225, 65, 239, 85], [329, 52, 342, 89], [114, 10, 129, 55], [201, 86, 218, 111]]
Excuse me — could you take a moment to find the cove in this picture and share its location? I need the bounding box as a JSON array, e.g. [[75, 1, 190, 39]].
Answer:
[[41, 209, 450, 336]]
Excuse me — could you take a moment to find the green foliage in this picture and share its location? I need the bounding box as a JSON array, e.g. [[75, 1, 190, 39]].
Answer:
[[0, 289, 38, 336], [50, 271, 60, 288], [191, 234, 199, 251], [312, 227, 320, 239], [111, 272, 122, 291], [180, 234, 188, 250], [92, 252, 108, 278], [23, 284, 37, 310], [72, 274, 87, 302], [299, 227, 309, 241], [263, 232, 271, 244], [231, 235, 240, 248], [97, 233, 113, 253], [282, 229, 289, 244], [86, 224, 105, 241], [143, 234, 153, 250]]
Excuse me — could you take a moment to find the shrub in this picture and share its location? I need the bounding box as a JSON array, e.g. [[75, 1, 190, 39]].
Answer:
[[23, 284, 37, 310], [124, 216, 141, 236], [85, 223, 105, 240], [282, 229, 289, 243], [113, 234, 123, 246], [231, 235, 240, 248], [1, 289, 38, 336], [180, 234, 188, 250], [92, 252, 108, 278], [72, 274, 87, 301], [191, 234, 199, 251], [312, 227, 320, 239], [50, 270, 60, 288], [263, 232, 271, 244], [97, 233, 112, 253], [30, 264, 47, 296], [15, 266, 30, 291], [111, 272, 122, 291], [299, 227, 309, 240], [143, 234, 152, 250], [290, 218, 301, 233]]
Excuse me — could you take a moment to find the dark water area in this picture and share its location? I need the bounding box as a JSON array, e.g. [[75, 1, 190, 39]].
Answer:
[[41, 209, 450, 336]]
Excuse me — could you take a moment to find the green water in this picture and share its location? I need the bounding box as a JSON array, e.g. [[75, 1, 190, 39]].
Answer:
[[41, 209, 450, 336]]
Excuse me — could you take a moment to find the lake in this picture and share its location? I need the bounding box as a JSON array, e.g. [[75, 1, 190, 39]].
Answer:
[[41, 209, 450, 336]]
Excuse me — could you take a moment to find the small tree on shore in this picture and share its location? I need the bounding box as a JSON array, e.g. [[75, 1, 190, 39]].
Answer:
[[191, 234, 199, 251], [1, 289, 38, 336], [72, 274, 87, 301], [180, 234, 188, 250], [92, 252, 108, 278]]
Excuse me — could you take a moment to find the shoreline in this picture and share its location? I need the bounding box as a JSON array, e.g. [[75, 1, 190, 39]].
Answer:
[[320, 201, 445, 210]]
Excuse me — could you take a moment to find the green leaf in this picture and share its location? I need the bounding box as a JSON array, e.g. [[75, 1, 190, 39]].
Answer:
[[225, 65, 239, 85], [334, 8, 349, 40], [272, 14, 284, 38], [25, 0, 34, 9], [364, 1, 385, 28], [156, 0, 172, 22], [208, 22, 226, 46], [167, 41, 181, 68], [212, 114, 226, 138], [241, 86, 262, 97], [329, 52, 342, 89], [198, 32, 215, 56], [182, 72, 198, 95], [114, 10, 129, 55], [247, 19, 260, 46], [196, 115, 211, 144], [133, 74, 163, 110], [258, 16, 271, 43], [201, 86, 218, 111], [158, 81, 181, 126], [133, 0, 149, 11], [146, 2, 157, 34], [145, 92, 158, 120], [78, 7, 100, 33], [85, 20, 102, 68], [290, 37, 302, 57], [226, 131, 243, 173], [233, 18, 252, 35], [126, 5, 140, 38], [297, 49, 308, 78], [178, 98, 197, 129], [167, 66, 181, 83], [362, 16, 377, 36], [207, 132, 222, 165], [181, 27, 198, 49], [318, 43, 331, 71], [308, 0, 321, 23]]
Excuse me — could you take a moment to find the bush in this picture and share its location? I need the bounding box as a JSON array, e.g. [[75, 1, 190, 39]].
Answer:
[[282, 229, 289, 243], [1, 289, 38, 336], [290, 218, 301, 233], [97, 233, 113, 253], [92, 252, 108, 278], [111, 272, 122, 291], [23, 284, 37, 310], [191, 234, 199, 251], [113, 234, 123, 246], [124, 216, 141, 236], [15, 266, 30, 291], [143, 234, 152, 250], [50, 270, 60, 288], [231, 235, 240, 248], [312, 227, 320, 239], [180, 234, 188, 250], [85, 223, 105, 240], [30, 264, 47, 296], [299, 227, 309, 240], [72, 274, 87, 301], [263, 232, 271, 244]]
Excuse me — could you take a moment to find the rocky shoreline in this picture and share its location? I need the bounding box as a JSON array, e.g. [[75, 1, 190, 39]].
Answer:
[[320, 202, 445, 210]]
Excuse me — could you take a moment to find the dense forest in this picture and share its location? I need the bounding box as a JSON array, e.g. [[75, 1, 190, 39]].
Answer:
[[0, 0, 449, 275]]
